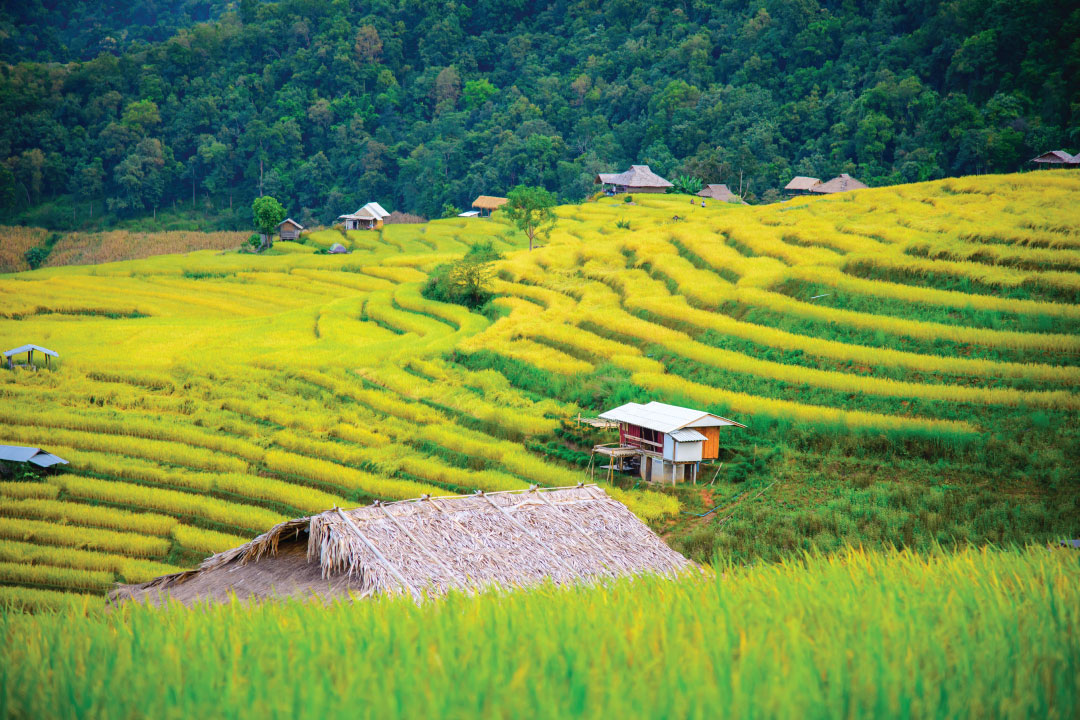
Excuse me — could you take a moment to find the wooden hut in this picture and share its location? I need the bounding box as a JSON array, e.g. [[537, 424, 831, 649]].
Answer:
[[811, 174, 868, 194], [471, 196, 508, 217], [338, 202, 390, 230], [594, 401, 745, 484], [110, 485, 694, 606], [783, 176, 821, 196], [276, 218, 304, 241], [697, 184, 748, 204], [1030, 150, 1079, 167], [595, 165, 673, 194]]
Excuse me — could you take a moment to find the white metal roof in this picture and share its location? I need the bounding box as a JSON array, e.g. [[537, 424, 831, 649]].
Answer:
[[0, 445, 68, 467], [458, 210, 480, 217], [357, 202, 390, 219], [3, 344, 58, 358], [598, 401, 745, 433], [668, 428, 707, 442]]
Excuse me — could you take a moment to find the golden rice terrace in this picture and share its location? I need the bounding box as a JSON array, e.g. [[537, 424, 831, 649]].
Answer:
[[1, 171, 1078, 610]]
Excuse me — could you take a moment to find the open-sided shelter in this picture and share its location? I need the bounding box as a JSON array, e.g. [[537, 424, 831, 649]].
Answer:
[[276, 218, 304, 241], [471, 196, 508, 217], [111, 485, 693, 606], [697, 184, 747, 204], [595, 402, 745, 484], [812, 174, 868, 194], [4, 344, 58, 369], [595, 165, 673, 194], [0, 445, 68, 469]]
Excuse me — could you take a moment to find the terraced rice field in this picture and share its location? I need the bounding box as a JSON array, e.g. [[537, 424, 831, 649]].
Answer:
[[1, 171, 1079, 606]]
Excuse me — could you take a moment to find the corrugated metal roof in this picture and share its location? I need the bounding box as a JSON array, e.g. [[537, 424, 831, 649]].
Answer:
[[598, 401, 745, 432], [362, 202, 391, 218], [0, 444, 68, 466], [3, 344, 58, 358], [668, 428, 707, 442]]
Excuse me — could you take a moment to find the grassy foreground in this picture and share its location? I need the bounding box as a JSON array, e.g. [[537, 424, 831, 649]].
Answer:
[[1, 545, 1076, 719]]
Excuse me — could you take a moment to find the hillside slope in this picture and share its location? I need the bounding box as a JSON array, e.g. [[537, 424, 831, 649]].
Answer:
[[0, 172, 1078, 605]]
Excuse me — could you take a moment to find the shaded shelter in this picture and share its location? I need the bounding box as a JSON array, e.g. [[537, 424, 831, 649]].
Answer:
[[1030, 150, 1078, 167], [4, 344, 58, 369], [812, 174, 868, 194], [111, 485, 693, 606], [0, 445, 68, 468], [471, 196, 508, 217], [784, 176, 821, 195], [697, 184, 747, 204]]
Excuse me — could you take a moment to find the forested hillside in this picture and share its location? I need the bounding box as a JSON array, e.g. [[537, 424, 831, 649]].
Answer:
[[1, 0, 1077, 228]]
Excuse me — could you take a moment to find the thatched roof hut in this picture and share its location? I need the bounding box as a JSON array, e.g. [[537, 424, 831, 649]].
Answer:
[[784, 176, 821, 194], [595, 165, 673, 194], [471, 196, 508, 217], [696, 184, 747, 204], [110, 485, 693, 606], [1030, 150, 1078, 166], [812, 173, 868, 194]]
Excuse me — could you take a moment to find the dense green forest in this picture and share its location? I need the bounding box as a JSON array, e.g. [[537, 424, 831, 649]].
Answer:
[[0, 0, 1077, 228]]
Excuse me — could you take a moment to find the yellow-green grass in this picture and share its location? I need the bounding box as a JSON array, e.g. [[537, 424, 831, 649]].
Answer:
[[1, 546, 1075, 718]]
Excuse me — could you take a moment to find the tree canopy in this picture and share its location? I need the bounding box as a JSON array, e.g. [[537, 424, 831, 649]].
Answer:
[[251, 195, 286, 245], [504, 185, 558, 251], [0, 0, 1076, 229]]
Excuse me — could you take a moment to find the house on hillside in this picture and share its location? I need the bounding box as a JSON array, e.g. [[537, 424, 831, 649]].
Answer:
[[697, 184, 748, 204], [596, 165, 673, 194], [276, 218, 304, 241], [110, 485, 694, 606], [594, 401, 745, 484], [1030, 150, 1079, 167], [338, 202, 390, 230], [784, 176, 821, 196], [471, 196, 508, 217], [811, 174, 868, 194]]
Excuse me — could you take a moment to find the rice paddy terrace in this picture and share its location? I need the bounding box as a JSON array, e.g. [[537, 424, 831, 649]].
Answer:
[[1, 171, 1079, 610]]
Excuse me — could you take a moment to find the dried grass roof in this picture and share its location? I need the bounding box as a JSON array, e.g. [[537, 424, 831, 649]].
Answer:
[[472, 195, 509, 210], [596, 165, 673, 188], [696, 184, 747, 203], [784, 176, 821, 191], [111, 485, 693, 606], [812, 173, 868, 193]]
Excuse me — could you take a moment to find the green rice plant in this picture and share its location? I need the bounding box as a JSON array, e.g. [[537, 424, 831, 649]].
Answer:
[[0, 560, 114, 592], [0, 518, 169, 558], [1, 546, 1075, 717], [0, 498, 177, 536]]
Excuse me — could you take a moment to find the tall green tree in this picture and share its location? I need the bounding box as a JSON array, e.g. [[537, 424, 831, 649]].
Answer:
[[251, 195, 286, 250], [503, 185, 557, 251]]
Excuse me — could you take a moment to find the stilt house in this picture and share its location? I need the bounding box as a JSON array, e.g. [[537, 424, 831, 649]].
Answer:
[[338, 202, 390, 230], [595, 401, 745, 484]]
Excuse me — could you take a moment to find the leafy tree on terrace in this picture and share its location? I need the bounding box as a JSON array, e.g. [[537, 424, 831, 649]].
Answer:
[[251, 195, 286, 250], [669, 175, 704, 195], [503, 185, 557, 251]]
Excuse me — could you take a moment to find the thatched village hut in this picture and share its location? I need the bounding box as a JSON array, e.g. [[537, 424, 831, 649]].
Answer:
[[696, 184, 747, 204], [111, 485, 693, 606], [783, 176, 822, 195], [276, 218, 303, 241], [338, 202, 390, 230], [471, 196, 509, 217], [1030, 150, 1079, 167], [596, 165, 673, 194], [812, 173, 868, 194]]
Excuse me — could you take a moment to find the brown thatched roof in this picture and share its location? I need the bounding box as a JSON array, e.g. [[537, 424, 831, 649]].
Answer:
[[784, 176, 821, 191], [1031, 150, 1078, 164], [472, 195, 509, 210], [696, 184, 747, 204], [595, 165, 674, 188], [812, 173, 868, 194], [110, 485, 693, 606]]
